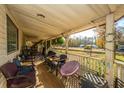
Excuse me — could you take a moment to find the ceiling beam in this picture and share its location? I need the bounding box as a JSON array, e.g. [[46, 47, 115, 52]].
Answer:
[[107, 4, 119, 13], [106, 4, 112, 13]]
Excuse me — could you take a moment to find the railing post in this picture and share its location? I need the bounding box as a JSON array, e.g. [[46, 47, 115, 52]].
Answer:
[[117, 65, 121, 79], [65, 36, 69, 54], [105, 13, 115, 87]]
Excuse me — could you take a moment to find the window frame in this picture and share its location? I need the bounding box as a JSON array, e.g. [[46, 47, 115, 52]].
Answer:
[[6, 15, 19, 54]]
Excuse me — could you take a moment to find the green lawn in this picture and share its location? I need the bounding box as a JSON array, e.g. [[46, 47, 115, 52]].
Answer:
[[116, 55, 124, 61], [56, 48, 124, 62]]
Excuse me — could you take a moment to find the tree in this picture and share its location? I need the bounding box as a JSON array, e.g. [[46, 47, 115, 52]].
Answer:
[[95, 27, 105, 49], [96, 37, 105, 48], [115, 26, 124, 44]]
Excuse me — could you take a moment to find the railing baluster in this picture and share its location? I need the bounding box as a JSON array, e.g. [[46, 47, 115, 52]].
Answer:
[[96, 60, 99, 74], [98, 61, 100, 74], [99, 60, 102, 76], [80, 57, 82, 75], [84, 57, 86, 68], [101, 61, 103, 75], [93, 59, 95, 72], [84, 57, 87, 70], [90, 58, 92, 70], [95, 59, 97, 72], [80, 56, 82, 67], [89, 58, 91, 70], [121, 66, 124, 81], [101, 61, 105, 76], [114, 63, 118, 78], [90, 58, 93, 70], [87, 57, 89, 71], [86, 57, 88, 72], [117, 65, 121, 79]]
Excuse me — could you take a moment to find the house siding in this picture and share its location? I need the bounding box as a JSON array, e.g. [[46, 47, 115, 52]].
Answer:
[[0, 5, 23, 66]]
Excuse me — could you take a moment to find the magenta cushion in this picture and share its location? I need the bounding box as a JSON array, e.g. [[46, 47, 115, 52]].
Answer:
[[60, 61, 80, 76]]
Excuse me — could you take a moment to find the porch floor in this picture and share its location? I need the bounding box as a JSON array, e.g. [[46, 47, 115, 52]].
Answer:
[[37, 63, 65, 88], [37, 63, 88, 88]]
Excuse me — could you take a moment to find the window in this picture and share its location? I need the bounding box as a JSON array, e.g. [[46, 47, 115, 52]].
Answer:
[[7, 15, 18, 53]]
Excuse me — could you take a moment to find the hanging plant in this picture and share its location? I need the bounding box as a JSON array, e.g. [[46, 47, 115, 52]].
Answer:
[[57, 37, 65, 45]]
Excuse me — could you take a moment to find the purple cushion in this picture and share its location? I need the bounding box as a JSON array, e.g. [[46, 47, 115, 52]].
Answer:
[[60, 61, 80, 76], [0, 63, 18, 78]]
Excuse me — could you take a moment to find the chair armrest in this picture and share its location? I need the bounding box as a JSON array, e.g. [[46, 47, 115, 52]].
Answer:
[[59, 59, 65, 62], [6, 75, 32, 81], [21, 62, 34, 66], [20, 59, 34, 63]]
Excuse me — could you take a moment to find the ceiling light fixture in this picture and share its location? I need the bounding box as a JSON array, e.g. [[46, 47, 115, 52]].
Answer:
[[37, 13, 45, 18]]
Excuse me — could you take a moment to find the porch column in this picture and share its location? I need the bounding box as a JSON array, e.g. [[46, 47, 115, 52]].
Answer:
[[105, 13, 115, 87], [65, 36, 69, 54], [50, 39, 52, 48], [45, 40, 47, 56]]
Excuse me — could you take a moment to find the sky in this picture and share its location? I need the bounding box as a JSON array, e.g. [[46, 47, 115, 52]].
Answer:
[[115, 17, 124, 29], [69, 28, 97, 39], [70, 17, 124, 39]]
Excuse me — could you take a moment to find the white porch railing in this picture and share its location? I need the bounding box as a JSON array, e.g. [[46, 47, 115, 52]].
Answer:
[[67, 53, 106, 77], [114, 60, 124, 81], [66, 53, 124, 87], [56, 48, 124, 87]]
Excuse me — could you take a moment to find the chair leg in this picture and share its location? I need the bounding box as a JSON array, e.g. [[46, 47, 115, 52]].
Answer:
[[73, 73, 81, 79]]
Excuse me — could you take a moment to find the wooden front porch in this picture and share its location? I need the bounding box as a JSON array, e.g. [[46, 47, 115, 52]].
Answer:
[[37, 63, 80, 88], [1, 4, 124, 88], [36, 52, 124, 88]]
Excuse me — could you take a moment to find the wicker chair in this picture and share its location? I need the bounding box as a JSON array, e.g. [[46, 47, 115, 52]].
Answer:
[[0, 62, 36, 88]]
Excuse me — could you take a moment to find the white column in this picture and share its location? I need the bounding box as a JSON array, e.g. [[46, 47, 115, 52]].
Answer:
[[65, 36, 69, 54], [105, 13, 115, 87]]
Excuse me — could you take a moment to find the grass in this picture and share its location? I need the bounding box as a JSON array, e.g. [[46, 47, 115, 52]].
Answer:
[[115, 55, 124, 62], [55, 48, 124, 62]]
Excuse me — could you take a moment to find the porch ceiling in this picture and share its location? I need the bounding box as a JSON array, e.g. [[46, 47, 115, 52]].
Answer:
[[6, 4, 123, 41]]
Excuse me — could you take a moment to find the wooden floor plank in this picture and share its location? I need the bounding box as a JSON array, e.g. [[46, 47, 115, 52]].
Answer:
[[37, 63, 65, 88], [36, 63, 89, 88]]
